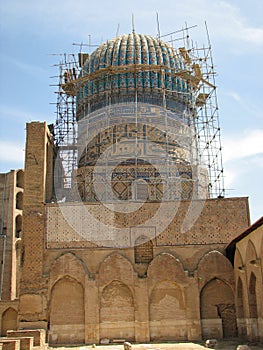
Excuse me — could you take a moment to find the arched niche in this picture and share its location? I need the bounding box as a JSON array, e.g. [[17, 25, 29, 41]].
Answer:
[[200, 278, 237, 339], [100, 280, 135, 341], [15, 214, 22, 238], [149, 280, 186, 340], [1, 308, 17, 336], [16, 170, 24, 189], [49, 276, 84, 344], [16, 191, 23, 210]]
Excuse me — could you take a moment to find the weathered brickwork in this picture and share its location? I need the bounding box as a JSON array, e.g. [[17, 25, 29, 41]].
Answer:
[[46, 197, 249, 248], [1, 122, 262, 346], [7, 330, 46, 347], [0, 339, 20, 350]]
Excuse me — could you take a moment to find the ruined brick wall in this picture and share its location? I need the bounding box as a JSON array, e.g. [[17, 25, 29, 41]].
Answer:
[[0, 170, 24, 302], [18, 122, 54, 330]]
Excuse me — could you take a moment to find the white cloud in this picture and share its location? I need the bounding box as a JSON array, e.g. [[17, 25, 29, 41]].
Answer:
[[1, 0, 263, 50], [0, 105, 51, 124], [223, 90, 263, 118], [226, 91, 242, 102], [223, 129, 263, 162], [0, 141, 24, 163]]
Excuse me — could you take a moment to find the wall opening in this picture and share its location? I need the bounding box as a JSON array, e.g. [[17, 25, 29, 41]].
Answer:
[[16, 170, 24, 189], [15, 215, 22, 238], [16, 192, 23, 210], [134, 235, 153, 264], [1, 308, 17, 336]]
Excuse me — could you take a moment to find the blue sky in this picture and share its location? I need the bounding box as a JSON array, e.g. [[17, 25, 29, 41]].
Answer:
[[0, 0, 262, 223]]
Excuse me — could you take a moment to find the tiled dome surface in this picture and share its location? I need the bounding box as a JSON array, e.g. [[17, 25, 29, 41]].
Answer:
[[77, 33, 189, 117]]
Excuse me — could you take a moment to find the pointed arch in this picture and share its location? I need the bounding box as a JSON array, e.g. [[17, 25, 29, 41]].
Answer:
[[246, 240, 257, 265], [99, 253, 134, 288], [147, 253, 186, 288], [16, 170, 24, 188], [149, 280, 186, 340], [200, 278, 237, 339], [100, 279, 135, 340], [1, 307, 17, 336], [234, 247, 244, 271], [198, 250, 234, 289], [49, 252, 88, 288], [49, 276, 84, 344]]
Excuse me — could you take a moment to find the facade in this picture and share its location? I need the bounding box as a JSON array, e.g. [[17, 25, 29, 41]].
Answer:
[[227, 217, 263, 343], [0, 31, 261, 345]]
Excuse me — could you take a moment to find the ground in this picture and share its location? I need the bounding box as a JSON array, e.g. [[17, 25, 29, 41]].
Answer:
[[49, 340, 263, 350]]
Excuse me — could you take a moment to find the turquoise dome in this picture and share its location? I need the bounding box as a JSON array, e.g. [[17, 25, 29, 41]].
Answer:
[[77, 33, 190, 118]]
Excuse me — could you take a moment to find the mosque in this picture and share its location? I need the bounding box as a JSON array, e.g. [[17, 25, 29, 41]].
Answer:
[[0, 30, 262, 345]]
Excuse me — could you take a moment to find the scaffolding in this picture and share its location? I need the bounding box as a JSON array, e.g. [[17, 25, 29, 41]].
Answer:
[[51, 24, 225, 201], [52, 54, 79, 189]]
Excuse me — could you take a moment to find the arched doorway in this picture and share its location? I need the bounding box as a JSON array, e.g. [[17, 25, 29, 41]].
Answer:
[[49, 276, 84, 344], [100, 280, 135, 341], [1, 308, 17, 336], [248, 272, 258, 340], [248, 273, 258, 318], [236, 277, 246, 336], [200, 278, 237, 339], [150, 280, 186, 340]]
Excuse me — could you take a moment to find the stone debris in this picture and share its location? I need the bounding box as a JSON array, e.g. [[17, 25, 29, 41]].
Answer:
[[100, 339, 110, 345], [236, 346, 251, 350], [124, 342, 132, 350], [205, 339, 217, 348]]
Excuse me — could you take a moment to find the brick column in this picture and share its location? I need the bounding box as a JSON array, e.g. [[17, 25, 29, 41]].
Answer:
[[134, 277, 150, 342], [185, 276, 202, 340], [85, 277, 100, 343]]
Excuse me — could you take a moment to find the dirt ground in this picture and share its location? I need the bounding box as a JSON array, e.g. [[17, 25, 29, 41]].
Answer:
[[50, 340, 263, 350]]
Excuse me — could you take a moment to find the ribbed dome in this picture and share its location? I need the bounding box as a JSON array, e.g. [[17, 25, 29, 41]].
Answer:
[[77, 33, 190, 118], [87, 33, 182, 71]]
